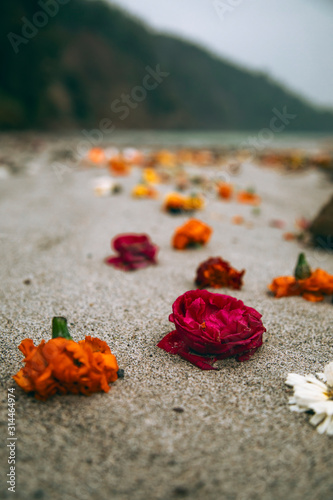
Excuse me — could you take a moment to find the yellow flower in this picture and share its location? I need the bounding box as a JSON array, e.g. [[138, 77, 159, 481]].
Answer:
[[132, 184, 158, 199], [142, 168, 161, 184]]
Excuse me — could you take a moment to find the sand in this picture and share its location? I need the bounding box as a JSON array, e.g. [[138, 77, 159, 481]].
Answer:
[[0, 134, 333, 500]]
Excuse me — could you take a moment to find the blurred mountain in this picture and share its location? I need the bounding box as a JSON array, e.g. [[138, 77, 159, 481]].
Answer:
[[1, 0, 333, 130]]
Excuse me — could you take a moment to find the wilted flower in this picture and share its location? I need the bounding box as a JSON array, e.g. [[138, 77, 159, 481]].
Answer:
[[237, 189, 261, 205], [92, 176, 122, 197], [105, 234, 158, 271], [286, 362, 333, 436], [231, 215, 244, 225], [154, 150, 177, 168], [172, 219, 212, 249], [132, 184, 159, 199], [142, 168, 161, 184], [269, 253, 333, 301], [183, 194, 205, 212], [88, 147, 106, 165], [164, 193, 185, 214], [195, 257, 245, 290], [122, 147, 144, 165], [164, 193, 205, 214], [217, 182, 233, 200], [157, 290, 265, 370], [269, 219, 286, 229], [295, 217, 311, 231], [283, 232, 296, 241], [108, 156, 131, 175], [13, 317, 120, 400]]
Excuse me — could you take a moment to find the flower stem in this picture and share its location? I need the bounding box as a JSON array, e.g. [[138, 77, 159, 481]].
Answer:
[[294, 253, 311, 280], [52, 317, 73, 340]]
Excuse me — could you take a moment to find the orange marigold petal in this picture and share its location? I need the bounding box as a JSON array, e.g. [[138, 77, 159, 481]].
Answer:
[[13, 336, 119, 399], [302, 292, 324, 302], [172, 219, 212, 249]]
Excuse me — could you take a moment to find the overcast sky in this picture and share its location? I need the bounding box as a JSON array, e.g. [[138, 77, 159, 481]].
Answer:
[[108, 0, 333, 109]]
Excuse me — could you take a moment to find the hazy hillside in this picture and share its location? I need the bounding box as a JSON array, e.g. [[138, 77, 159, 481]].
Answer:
[[1, 0, 333, 130]]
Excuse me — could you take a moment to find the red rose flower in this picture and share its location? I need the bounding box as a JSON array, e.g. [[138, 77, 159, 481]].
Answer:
[[157, 290, 265, 370], [195, 257, 245, 290], [105, 234, 158, 271]]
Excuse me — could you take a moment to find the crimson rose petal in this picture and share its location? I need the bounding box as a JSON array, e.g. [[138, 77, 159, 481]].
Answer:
[[157, 290, 266, 370], [105, 233, 158, 271]]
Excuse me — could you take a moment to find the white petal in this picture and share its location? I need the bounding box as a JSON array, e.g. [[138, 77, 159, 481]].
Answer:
[[316, 372, 327, 382], [286, 373, 307, 386], [316, 415, 331, 434], [310, 412, 325, 427], [294, 385, 327, 397], [310, 401, 333, 416], [304, 375, 328, 390], [327, 417, 333, 436], [324, 362, 333, 387], [289, 404, 307, 413]]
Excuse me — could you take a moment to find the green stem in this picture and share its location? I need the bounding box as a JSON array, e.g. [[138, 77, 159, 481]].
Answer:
[[52, 317, 73, 340], [294, 253, 311, 280]]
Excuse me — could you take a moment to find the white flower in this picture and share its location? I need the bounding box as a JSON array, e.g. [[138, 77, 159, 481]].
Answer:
[[285, 361, 333, 436], [93, 177, 118, 197]]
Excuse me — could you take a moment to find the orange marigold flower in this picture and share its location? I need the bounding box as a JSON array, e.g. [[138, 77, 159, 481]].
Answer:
[[108, 156, 131, 176], [164, 193, 186, 214], [13, 336, 119, 400], [231, 215, 244, 225], [237, 190, 261, 205], [283, 232, 296, 241], [299, 269, 333, 302], [269, 254, 333, 302], [88, 147, 106, 165], [218, 182, 234, 200], [164, 193, 204, 214], [195, 257, 245, 290], [172, 218, 212, 250], [268, 276, 301, 298]]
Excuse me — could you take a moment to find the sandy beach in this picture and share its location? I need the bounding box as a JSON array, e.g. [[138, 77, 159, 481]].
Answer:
[[1, 133, 333, 500]]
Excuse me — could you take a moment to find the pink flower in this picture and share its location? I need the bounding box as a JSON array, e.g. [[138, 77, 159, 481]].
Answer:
[[157, 290, 265, 370], [105, 234, 158, 271]]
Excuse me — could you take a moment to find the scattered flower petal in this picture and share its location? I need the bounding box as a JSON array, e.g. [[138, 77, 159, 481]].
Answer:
[[195, 257, 245, 290], [164, 192, 204, 214], [132, 184, 158, 199], [105, 233, 158, 271], [269, 219, 286, 229], [172, 219, 212, 250], [13, 317, 119, 400], [269, 253, 333, 301], [283, 232, 296, 241], [157, 290, 265, 370], [88, 147, 106, 165], [285, 362, 333, 436], [142, 168, 161, 184], [237, 190, 261, 205], [231, 215, 244, 225], [93, 176, 121, 197], [108, 156, 131, 176], [218, 182, 233, 200]]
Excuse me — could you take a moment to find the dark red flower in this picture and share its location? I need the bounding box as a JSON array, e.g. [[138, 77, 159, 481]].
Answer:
[[157, 290, 265, 370], [105, 234, 158, 271], [195, 257, 245, 290]]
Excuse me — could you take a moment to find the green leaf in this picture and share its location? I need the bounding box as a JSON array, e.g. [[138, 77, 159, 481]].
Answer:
[[52, 317, 73, 340]]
